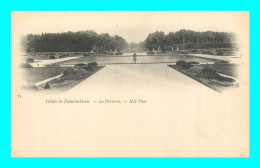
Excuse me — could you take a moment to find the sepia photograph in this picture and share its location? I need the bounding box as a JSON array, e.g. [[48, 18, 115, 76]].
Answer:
[[11, 11, 249, 157]]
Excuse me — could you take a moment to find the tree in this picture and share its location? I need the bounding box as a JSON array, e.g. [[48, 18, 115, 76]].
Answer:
[[143, 29, 236, 51], [145, 31, 166, 50], [24, 31, 127, 52]]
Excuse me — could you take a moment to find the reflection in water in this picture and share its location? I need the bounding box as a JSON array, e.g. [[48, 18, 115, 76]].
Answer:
[[123, 52, 147, 56], [133, 52, 137, 64]]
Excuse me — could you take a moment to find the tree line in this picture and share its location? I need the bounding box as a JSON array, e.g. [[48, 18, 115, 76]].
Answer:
[[144, 29, 237, 51], [23, 29, 237, 53], [23, 30, 127, 52]]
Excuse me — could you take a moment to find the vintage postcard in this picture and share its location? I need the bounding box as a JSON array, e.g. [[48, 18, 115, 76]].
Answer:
[[11, 11, 249, 157]]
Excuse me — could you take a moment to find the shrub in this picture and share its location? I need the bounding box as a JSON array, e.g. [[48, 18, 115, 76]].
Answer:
[[202, 51, 213, 55], [26, 58, 34, 63], [63, 68, 77, 79], [215, 75, 236, 82], [45, 64, 60, 67], [87, 62, 98, 69], [189, 66, 203, 73], [76, 68, 88, 76], [83, 53, 90, 56], [176, 60, 192, 69], [200, 67, 219, 79], [116, 51, 122, 55], [20, 63, 33, 68], [147, 51, 155, 55], [211, 77, 238, 86], [216, 51, 224, 56], [59, 55, 66, 58], [188, 61, 200, 65], [211, 80, 238, 87], [176, 60, 186, 67], [74, 63, 87, 67], [182, 63, 192, 69], [49, 55, 56, 59], [83, 62, 98, 71], [63, 68, 87, 80], [44, 82, 50, 89]]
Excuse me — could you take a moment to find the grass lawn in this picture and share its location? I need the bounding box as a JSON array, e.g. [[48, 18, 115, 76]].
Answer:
[[22, 67, 69, 84], [168, 63, 239, 93], [200, 63, 239, 78], [36, 66, 104, 94]]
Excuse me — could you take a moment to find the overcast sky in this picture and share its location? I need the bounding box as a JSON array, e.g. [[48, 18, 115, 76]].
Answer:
[[13, 11, 248, 43]]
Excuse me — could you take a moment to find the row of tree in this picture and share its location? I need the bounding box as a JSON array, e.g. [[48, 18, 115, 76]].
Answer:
[[144, 29, 237, 51], [23, 29, 237, 52], [23, 30, 127, 52]]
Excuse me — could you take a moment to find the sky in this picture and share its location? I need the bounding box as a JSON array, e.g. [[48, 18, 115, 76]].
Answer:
[[12, 11, 248, 43]]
